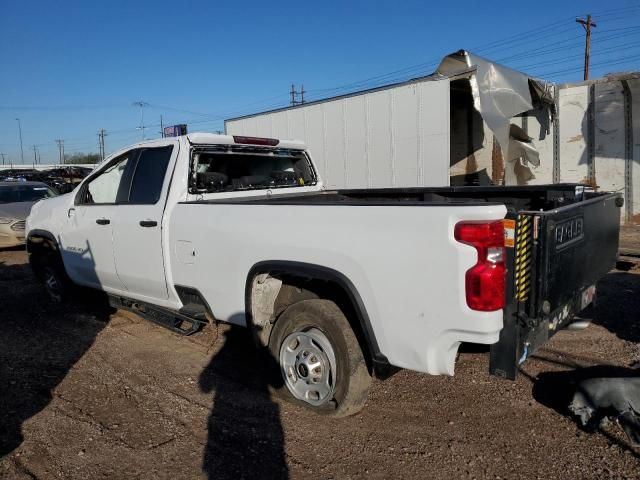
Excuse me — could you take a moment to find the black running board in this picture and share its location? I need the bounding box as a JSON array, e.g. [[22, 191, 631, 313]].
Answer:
[[108, 295, 207, 336]]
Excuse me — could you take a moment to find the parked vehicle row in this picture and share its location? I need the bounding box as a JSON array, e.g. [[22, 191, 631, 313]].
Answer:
[[0, 166, 92, 194]]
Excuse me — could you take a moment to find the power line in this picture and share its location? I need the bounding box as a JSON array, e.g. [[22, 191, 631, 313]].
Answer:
[[4, 6, 638, 157], [32, 145, 39, 165], [306, 6, 640, 97], [132, 101, 149, 140], [290, 84, 305, 106], [514, 39, 640, 73], [98, 129, 107, 161], [15, 118, 24, 164], [55, 139, 65, 164], [497, 27, 640, 65], [536, 52, 640, 78]]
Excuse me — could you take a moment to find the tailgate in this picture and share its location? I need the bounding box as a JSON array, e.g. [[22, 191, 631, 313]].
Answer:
[[490, 192, 623, 379]]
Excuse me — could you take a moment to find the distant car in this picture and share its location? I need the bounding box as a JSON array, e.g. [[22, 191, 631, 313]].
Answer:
[[0, 181, 58, 248], [0, 166, 93, 195]]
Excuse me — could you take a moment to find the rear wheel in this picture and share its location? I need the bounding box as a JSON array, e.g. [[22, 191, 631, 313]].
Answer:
[[268, 299, 371, 417]]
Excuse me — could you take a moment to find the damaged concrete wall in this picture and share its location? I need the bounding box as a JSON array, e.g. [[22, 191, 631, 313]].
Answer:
[[595, 82, 627, 192], [631, 80, 640, 224], [525, 75, 639, 224]]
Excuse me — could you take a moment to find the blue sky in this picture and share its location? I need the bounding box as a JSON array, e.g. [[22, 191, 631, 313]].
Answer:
[[1, 0, 639, 164]]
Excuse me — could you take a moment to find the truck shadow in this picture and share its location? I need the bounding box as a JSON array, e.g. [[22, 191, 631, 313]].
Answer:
[[199, 325, 288, 479], [591, 270, 640, 344], [0, 257, 112, 458]]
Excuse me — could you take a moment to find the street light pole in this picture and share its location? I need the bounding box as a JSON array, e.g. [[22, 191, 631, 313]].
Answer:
[[132, 101, 149, 140], [15, 118, 24, 164]]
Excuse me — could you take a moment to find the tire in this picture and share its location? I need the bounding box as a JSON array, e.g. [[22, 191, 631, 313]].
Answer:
[[268, 299, 371, 417], [38, 254, 73, 304]]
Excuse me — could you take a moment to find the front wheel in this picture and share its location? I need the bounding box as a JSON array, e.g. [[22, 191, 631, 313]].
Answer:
[[35, 255, 73, 304], [268, 299, 371, 417]]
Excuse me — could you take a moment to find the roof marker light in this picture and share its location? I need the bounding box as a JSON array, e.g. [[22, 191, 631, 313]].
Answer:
[[232, 136, 279, 146]]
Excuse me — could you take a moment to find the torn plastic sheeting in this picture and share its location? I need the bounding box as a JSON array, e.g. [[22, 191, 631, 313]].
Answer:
[[437, 50, 553, 157]]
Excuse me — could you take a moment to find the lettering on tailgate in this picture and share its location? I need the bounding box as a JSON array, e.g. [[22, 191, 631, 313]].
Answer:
[[554, 216, 584, 250]]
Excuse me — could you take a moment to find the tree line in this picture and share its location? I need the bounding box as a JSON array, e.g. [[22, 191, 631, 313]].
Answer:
[[63, 152, 101, 164]]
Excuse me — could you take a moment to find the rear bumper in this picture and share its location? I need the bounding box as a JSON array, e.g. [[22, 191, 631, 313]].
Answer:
[[429, 325, 502, 376], [518, 285, 595, 365], [490, 283, 596, 379]]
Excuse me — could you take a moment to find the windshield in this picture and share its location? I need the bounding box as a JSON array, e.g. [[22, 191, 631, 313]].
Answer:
[[190, 147, 316, 194], [0, 184, 58, 203]]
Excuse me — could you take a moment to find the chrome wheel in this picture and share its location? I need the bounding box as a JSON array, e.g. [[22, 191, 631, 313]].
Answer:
[[44, 267, 63, 303], [279, 328, 337, 406]]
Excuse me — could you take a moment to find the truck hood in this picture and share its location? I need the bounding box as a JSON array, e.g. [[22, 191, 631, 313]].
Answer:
[[26, 193, 72, 234]]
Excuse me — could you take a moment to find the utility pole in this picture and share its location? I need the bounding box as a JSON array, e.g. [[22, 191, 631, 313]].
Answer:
[[32, 145, 38, 166], [15, 118, 24, 164], [576, 14, 597, 81], [98, 129, 107, 161], [55, 139, 65, 165], [290, 84, 306, 106], [132, 101, 149, 140], [160, 115, 164, 138], [0, 153, 6, 166]]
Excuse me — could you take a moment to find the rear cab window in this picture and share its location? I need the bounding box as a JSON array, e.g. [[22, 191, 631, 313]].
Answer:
[[189, 146, 316, 195]]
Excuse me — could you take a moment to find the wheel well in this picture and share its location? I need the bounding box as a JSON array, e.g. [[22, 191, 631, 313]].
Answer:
[[246, 262, 389, 374], [27, 231, 61, 277], [27, 231, 59, 256]]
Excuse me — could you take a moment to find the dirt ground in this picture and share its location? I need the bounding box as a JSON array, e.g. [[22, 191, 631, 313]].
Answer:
[[620, 225, 640, 256], [0, 249, 639, 480]]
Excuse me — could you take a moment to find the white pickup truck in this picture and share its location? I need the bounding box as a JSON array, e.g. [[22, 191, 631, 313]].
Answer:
[[26, 133, 622, 416]]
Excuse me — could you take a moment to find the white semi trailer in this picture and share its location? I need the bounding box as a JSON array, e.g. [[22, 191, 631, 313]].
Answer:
[[225, 51, 639, 223]]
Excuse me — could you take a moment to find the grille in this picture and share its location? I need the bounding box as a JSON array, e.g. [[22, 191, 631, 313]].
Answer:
[[10, 220, 26, 232]]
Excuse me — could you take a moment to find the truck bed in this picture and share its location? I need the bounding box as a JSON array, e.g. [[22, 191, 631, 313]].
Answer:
[[178, 183, 622, 378], [192, 184, 594, 213]]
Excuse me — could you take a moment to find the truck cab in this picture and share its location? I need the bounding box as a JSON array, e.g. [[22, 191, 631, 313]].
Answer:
[[27, 134, 322, 308]]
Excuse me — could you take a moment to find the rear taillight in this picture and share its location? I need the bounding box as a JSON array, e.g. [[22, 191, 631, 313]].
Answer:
[[232, 135, 279, 146], [455, 220, 506, 312]]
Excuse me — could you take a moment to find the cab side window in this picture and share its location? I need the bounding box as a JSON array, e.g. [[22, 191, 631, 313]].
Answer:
[[77, 153, 131, 205], [128, 146, 173, 204]]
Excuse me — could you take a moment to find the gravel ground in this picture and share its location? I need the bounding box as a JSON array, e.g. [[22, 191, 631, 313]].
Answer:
[[0, 248, 639, 479]]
